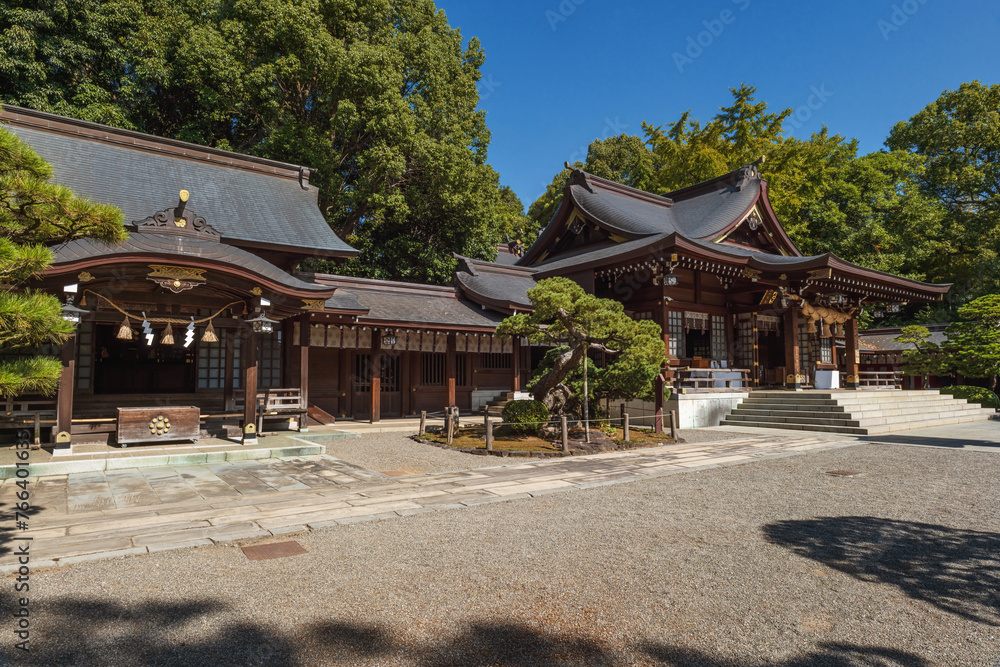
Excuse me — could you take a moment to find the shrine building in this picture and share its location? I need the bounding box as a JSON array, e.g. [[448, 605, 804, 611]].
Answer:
[[1, 105, 952, 449]]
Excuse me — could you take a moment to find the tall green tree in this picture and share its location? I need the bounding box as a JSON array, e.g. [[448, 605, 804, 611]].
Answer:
[[496, 278, 665, 414], [1, 0, 514, 284], [0, 127, 125, 397], [887, 81, 1000, 302], [942, 295, 1000, 391]]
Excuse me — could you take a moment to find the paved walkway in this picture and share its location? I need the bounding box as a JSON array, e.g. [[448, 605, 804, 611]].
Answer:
[[0, 436, 855, 572]]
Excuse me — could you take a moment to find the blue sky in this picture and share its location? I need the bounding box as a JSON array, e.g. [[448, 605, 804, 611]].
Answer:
[[435, 0, 1000, 210]]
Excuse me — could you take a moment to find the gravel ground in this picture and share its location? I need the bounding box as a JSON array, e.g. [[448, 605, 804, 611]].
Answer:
[[5, 443, 998, 666], [321, 429, 765, 476]]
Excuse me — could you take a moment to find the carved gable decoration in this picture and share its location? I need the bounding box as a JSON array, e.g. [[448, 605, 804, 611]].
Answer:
[[133, 207, 221, 241], [716, 209, 782, 254]]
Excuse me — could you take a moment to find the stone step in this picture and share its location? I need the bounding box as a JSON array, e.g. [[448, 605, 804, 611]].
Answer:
[[719, 419, 869, 435], [865, 413, 994, 435], [750, 390, 940, 399], [733, 401, 986, 421], [740, 396, 974, 411], [726, 413, 862, 427]]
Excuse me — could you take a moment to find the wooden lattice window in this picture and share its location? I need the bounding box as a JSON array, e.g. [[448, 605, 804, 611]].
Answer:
[[711, 315, 727, 361], [422, 353, 446, 386], [480, 353, 511, 370], [668, 311, 684, 358]]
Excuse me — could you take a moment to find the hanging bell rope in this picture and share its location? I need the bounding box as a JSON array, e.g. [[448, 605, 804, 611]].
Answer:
[[84, 290, 244, 325]]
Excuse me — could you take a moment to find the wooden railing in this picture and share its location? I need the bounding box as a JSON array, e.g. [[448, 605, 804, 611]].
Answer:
[[1, 397, 57, 446], [841, 371, 903, 389], [673, 368, 751, 393]]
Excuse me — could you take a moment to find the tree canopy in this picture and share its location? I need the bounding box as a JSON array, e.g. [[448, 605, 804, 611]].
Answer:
[[496, 278, 666, 413], [1, 0, 519, 284], [0, 127, 125, 396]]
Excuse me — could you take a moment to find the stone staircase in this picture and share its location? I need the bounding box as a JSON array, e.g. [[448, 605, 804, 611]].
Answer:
[[484, 391, 533, 417], [720, 389, 995, 435]]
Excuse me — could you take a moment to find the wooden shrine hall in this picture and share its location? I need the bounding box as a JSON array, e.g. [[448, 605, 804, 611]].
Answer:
[[2, 106, 526, 449], [454, 163, 951, 391]]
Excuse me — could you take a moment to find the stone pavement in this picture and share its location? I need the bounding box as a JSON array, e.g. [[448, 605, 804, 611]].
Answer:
[[1, 436, 854, 572]]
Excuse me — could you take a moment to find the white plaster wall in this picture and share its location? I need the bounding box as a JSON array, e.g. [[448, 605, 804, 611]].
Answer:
[[667, 392, 747, 429]]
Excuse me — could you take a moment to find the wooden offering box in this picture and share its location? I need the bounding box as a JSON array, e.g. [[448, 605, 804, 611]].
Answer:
[[117, 406, 200, 447]]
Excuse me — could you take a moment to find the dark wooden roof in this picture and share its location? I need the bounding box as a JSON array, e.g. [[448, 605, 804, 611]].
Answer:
[[309, 274, 505, 331], [50, 233, 335, 298], [455, 164, 951, 312], [1, 105, 357, 259]]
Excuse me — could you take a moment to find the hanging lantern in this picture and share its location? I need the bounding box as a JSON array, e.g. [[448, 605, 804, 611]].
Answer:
[[116, 316, 133, 340], [201, 320, 219, 343], [160, 323, 175, 346]]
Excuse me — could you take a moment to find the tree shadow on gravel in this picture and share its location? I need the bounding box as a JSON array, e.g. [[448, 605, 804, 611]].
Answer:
[[641, 642, 930, 666], [763, 516, 1000, 626]]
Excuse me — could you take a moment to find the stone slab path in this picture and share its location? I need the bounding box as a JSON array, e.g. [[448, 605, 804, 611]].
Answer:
[[1, 436, 854, 572]]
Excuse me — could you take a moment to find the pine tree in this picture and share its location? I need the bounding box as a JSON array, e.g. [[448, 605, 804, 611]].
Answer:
[[0, 126, 125, 397]]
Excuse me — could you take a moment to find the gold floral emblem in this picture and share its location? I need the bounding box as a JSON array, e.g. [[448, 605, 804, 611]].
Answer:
[[148, 416, 171, 436]]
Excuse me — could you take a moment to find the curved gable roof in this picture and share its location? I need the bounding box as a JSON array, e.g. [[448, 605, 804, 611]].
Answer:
[[1, 105, 357, 259]]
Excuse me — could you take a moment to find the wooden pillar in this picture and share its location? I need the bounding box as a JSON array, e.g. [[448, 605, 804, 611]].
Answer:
[[401, 350, 412, 416], [783, 307, 802, 390], [446, 332, 457, 408], [370, 328, 381, 423], [510, 336, 521, 393], [55, 334, 76, 448], [223, 328, 236, 412], [242, 328, 259, 443], [338, 348, 351, 418], [654, 372, 665, 434], [845, 317, 860, 389], [281, 319, 294, 388], [298, 314, 310, 431]]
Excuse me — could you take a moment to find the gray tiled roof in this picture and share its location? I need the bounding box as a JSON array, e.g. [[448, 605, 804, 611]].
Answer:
[[860, 325, 949, 351], [341, 288, 504, 328], [51, 233, 332, 293], [5, 122, 356, 257]]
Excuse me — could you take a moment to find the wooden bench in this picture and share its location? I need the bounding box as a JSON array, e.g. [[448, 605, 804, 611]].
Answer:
[[257, 388, 308, 434], [1, 397, 57, 447]]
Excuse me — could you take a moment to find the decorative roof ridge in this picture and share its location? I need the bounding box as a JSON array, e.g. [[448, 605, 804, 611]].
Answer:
[[453, 254, 539, 276], [1, 104, 314, 186], [305, 272, 461, 298], [565, 166, 674, 207], [663, 158, 765, 201], [861, 324, 950, 335]]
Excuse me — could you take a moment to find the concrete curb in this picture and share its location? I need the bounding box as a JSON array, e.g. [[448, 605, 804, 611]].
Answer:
[[0, 444, 324, 478]]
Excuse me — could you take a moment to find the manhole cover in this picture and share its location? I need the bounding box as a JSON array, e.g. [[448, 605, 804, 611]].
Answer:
[[825, 470, 862, 477], [242, 540, 307, 561]]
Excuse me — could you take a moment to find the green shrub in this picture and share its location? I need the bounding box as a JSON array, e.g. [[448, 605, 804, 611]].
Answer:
[[940, 385, 1000, 409], [501, 400, 550, 435]]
